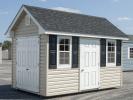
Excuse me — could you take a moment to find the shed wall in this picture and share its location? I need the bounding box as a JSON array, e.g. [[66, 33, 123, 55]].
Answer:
[[14, 14, 38, 37], [47, 69, 79, 96], [12, 38, 16, 88], [100, 67, 122, 89], [39, 34, 48, 96], [47, 67, 122, 96], [122, 42, 133, 71], [12, 14, 48, 96]]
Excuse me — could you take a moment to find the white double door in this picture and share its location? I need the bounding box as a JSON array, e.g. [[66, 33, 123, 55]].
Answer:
[[80, 38, 100, 90], [16, 36, 39, 92]]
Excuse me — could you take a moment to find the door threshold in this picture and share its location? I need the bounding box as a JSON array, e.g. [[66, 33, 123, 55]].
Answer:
[[80, 88, 99, 92]]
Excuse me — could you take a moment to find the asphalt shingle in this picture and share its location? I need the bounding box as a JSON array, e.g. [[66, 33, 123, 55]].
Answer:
[[24, 5, 127, 38], [128, 35, 133, 41]]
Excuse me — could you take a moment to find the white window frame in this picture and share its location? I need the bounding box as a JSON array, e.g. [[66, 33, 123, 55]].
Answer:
[[57, 36, 72, 69], [106, 40, 116, 67], [128, 47, 133, 59], [25, 14, 31, 26]]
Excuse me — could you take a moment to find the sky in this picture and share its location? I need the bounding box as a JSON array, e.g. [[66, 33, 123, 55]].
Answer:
[[0, 0, 133, 42]]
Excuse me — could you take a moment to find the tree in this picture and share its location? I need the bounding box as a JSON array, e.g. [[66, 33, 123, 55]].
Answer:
[[2, 40, 11, 50], [0, 43, 2, 47]]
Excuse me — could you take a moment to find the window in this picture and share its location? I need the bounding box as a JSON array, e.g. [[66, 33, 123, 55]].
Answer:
[[129, 48, 133, 59], [106, 40, 116, 66], [25, 15, 31, 26], [57, 36, 72, 68]]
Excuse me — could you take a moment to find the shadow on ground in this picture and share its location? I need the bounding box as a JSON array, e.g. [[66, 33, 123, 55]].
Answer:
[[0, 84, 98, 100], [0, 85, 44, 99]]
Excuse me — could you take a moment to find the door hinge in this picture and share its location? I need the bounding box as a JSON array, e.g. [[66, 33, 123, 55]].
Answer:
[[81, 69, 84, 72], [98, 81, 100, 85]]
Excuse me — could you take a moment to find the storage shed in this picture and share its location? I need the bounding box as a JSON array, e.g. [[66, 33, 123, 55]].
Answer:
[[6, 5, 128, 96], [122, 35, 133, 71]]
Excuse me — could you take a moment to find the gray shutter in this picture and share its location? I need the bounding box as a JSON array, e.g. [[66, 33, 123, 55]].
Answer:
[[100, 39, 106, 67], [49, 35, 57, 69], [116, 40, 122, 66], [72, 37, 79, 68]]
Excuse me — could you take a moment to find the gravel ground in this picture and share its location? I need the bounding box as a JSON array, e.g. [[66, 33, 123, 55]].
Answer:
[[0, 60, 133, 100]]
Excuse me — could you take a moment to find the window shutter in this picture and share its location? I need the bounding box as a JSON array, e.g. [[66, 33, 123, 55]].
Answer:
[[72, 36, 79, 68], [116, 40, 122, 66], [100, 39, 106, 67], [49, 35, 57, 69]]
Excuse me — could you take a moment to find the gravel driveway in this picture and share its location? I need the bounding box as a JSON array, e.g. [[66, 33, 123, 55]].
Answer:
[[0, 60, 133, 100]]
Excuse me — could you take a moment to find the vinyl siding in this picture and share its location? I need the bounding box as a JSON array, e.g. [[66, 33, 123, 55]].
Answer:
[[47, 69, 79, 96], [14, 14, 38, 37], [100, 67, 122, 89], [12, 38, 16, 88], [122, 42, 133, 71], [47, 67, 122, 96], [39, 34, 48, 96]]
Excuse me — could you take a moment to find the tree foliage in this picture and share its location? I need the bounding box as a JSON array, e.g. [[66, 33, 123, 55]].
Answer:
[[2, 41, 11, 50]]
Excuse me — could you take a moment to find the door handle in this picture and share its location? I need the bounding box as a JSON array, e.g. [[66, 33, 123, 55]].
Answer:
[[81, 69, 84, 72], [26, 68, 29, 70]]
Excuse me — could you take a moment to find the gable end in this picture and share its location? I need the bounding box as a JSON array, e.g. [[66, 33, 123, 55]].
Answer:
[[5, 5, 45, 37]]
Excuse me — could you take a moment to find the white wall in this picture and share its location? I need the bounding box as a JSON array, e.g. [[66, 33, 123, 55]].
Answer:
[[2, 50, 8, 60]]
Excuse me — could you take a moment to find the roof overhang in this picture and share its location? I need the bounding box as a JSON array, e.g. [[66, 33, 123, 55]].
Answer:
[[5, 5, 128, 41], [5, 5, 45, 37], [45, 31, 129, 40]]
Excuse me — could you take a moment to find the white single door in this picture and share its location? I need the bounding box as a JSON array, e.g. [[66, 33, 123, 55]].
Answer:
[[80, 38, 100, 90], [16, 36, 39, 92]]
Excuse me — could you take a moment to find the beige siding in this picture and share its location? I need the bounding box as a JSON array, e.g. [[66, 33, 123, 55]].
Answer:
[[39, 34, 48, 96], [47, 67, 122, 96], [12, 38, 16, 88], [100, 67, 122, 89], [14, 14, 38, 37], [47, 69, 79, 96]]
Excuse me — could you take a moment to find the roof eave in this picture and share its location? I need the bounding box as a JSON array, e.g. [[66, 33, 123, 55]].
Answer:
[[45, 30, 129, 40]]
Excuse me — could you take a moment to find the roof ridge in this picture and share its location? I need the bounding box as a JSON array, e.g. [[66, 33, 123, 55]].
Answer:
[[23, 4, 106, 20]]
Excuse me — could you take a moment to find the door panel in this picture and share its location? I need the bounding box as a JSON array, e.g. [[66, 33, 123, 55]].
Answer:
[[80, 38, 100, 90], [16, 36, 39, 92]]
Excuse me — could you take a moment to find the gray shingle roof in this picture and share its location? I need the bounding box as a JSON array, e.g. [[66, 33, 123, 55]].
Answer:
[[24, 5, 127, 38], [128, 35, 133, 41]]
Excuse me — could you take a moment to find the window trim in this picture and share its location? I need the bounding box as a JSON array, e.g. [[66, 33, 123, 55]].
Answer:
[[106, 40, 116, 67], [57, 36, 72, 69], [128, 47, 133, 59]]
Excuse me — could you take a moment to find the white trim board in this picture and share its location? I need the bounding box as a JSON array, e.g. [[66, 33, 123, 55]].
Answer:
[[57, 36, 72, 69], [106, 39, 116, 67], [45, 31, 128, 40], [128, 47, 133, 59]]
